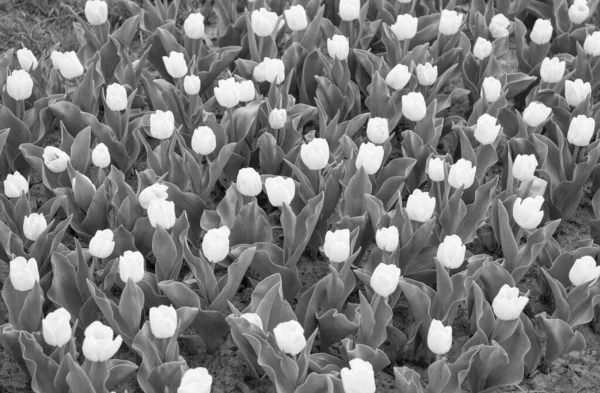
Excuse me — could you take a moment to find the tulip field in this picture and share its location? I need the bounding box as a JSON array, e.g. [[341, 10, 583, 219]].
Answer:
[[4, 0, 600, 392]]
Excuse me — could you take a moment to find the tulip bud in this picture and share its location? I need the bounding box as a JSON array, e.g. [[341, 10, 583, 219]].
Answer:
[[23, 213, 47, 241], [416, 62, 437, 86], [85, 0, 108, 25], [366, 117, 389, 144], [236, 168, 262, 196], [284, 5, 308, 31], [448, 159, 476, 189], [565, 79, 591, 107], [183, 13, 205, 39], [529, 176, 547, 198], [513, 196, 544, 229], [390, 14, 418, 41], [402, 92, 427, 122], [240, 313, 264, 330], [386, 64, 411, 90], [439, 10, 463, 35], [370, 263, 401, 297], [481, 76, 502, 102], [52, 51, 84, 80], [473, 114, 502, 145], [149, 110, 175, 140], [436, 235, 466, 269], [9, 256, 39, 291], [376, 226, 399, 252], [584, 31, 600, 56], [568, 0, 589, 24], [265, 177, 295, 207], [473, 37, 493, 60], [237, 80, 256, 102], [17, 48, 38, 72], [202, 226, 230, 263], [489, 14, 510, 38], [139, 183, 169, 210], [178, 367, 213, 393], [569, 256, 600, 286], [183, 75, 201, 95], [192, 126, 216, 155], [214, 77, 240, 108], [149, 305, 178, 339], [162, 51, 188, 79], [567, 115, 595, 147], [42, 308, 72, 347], [540, 57, 565, 83], [492, 284, 529, 320], [273, 320, 306, 356], [105, 83, 128, 112], [251, 8, 279, 37], [300, 138, 330, 170], [4, 171, 28, 198], [355, 142, 384, 175], [427, 157, 445, 182], [89, 229, 115, 259], [82, 321, 123, 362], [324, 229, 350, 262], [340, 359, 377, 393], [530, 19, 553, 45], [6, 69, 33, 101], [148, 199, 176, 230], [522, 101, 552, 127], [327, 34, 350, 61], [268, 108, 287, 129], [339, 0, 360, 21], [119, 250, 145, 284], [512, 154, 538, 182], [92, 143, 111, 168], [427, 319, 452, 355], [406, 189, 436, 222]]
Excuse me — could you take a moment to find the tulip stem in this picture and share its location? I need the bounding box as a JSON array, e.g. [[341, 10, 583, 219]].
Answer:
[[16, 99, 24, 120], [258, 36, 264, 61], [348, 20, 356, 48], [436, 354, 443, 362], [227, 107, 235, 142], [573, 145, 582, 164]]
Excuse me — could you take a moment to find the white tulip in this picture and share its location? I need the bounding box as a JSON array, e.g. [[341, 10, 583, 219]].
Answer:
[[370, 263, 401, 297], [202, 226, 230, 263], [355, 142, 384, 175], [405, 189, 436, 222], [82, 321, 123, 362], [324, 229, 351, 262], [492, 284, 529, 321], [9, 256, 39, 292]]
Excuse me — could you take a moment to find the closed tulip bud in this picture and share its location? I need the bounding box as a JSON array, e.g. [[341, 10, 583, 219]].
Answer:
[[567, 115, 595, 146], [149, 305, 177, 339], [569, 256, 600, 286], [406, 189, 436, 222], [530, 19, 553, 45], [300, 138, 330, 170], [540, 57, 565, 83], [427, 319, 452, 355], [530, 176, 547, 198], [489, 14, 510, 38], [183, 75, 201, 95], [236, 168, 262, 196], [512, 154, 538, 182], [85, 0, 108, 25], [183, 13, 205, 39], [366, 117, 389, 144], [481, 76, 502, 102], [340, 359, 377, 393], [54, 51, 84, 80], [390, 14, 418, 41], [6, 70, 33, 101], [268, 108, 287, 129], [370, 263, 401, 297], [492, 284, 529, 320], [513, 196, 544, 229], [474, 114, 502, 145], [92, 143, 111, 168], [284, 5, 308, 31], [240, 313, 263, 330], [23, 213, 47, 241], [4, 171, 28, 198], [355, 142, 384, 175], [214, 77, 240, 108], [376, 226, 399, 252], [139, 183, 169, 210], [522, 101, 552, 127], [202, 226, 230, 263], [339, 0, 360, 21], [273, 320, 306, 356], [105, 83, 128, 112], [427, 157, 445, 182], [324, 229, 350, 262], [416, 62, 437, 86], [448, 159, 476, 189], [148, 199, 176, 230], [119, 250, 145, 284], [237, 80, 256, 102], [178, 368, 213, 393], [162, 51, 187, 79], [251, 8, 278, 37], [327, 34, 350, 61], [82, 321, 123, 362], [584, 31, 600, 56], [42, 308, 71, 347], [436, 235, 466, 269], [89, 229, 115, 259], [568, 0, 589, 24], [149, 110, 175, 140], [10, 256, 39, 291], [565, 79, 592, 107], [439, 10, 463, 35], [192, 126, 216, 155], [473, 37, 493, 60], [402, 92, 427, 122], [17, 48, 38, 72], [386, 64, 411, 90], [265, 177, 295, 206]]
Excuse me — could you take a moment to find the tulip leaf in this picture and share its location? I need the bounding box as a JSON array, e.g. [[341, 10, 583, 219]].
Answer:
[[537, 312, 586, 364], [19, 331, 60, 393], [316, 309, 358, 350]]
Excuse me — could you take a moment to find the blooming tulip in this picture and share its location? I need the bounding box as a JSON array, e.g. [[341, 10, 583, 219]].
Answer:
[[489, 14, 510, 38], [390, 14, 418, 41], [324, 229, 350, 262], [340, 359, 377, 393], [202, 226, 230, 263], [92, 143, 111, 168], [366, 117, 389, 144], [184, 75, 201, 95], [474, 114, 501, 145], [473, 37, 493, 60], [300, 138, 330, 170], [436, 235, 466, 269], [386, 64, 411, 90], [17, 48, 37, 72], [149, 305, 178, 339], [191, 126, 216, 155], [370, 263, 401, 297], [492, 284, 529, 320], [569, 256, 600, 286], [540, 57, 565, 83], [376, 226, 399, 252], [4, 171, 28, 198], [569, 0, 589, 24], [439, 10, 463, 35], [522, 101, 551, 127], [241, 313, 264, 330], [327, 34, 350, 61], [251, 8, 278, 37], [52, 51, 84, 79], [567, 115, 595, 146], [9, 257, 39, 291], [119, 250, 145, 284], [82, 321, 123, 362], [237, 80, 255, 102], [236, 168, 262, 196], [512, 154, 538, 182], [481, 76, 502, 102], [565, 79, 591, 107], [6, 70, 33, 101], [402, 92, 427, 121], [339, 0, 360, 21], [23, 213, 47, 241], [513, 196, 544, 229], [149, 110, 175, 139], [427, 157, 445, 182], [89, 229, 115, 259], [265, 177, 295, 207], [273, 320, 306, 356], [268, 109, 287, 129], [148, 199, 176, 230], [448, 159, 476, 189], [530, 19, 553, 45], [105, 83, 128, 111], [253, 57, 286, 84], [355, 142, 384, 175], [85, 0, 108, 25], [162, 51, 187, 79], [42, 308, 72, 347], [416, 62, 437, 86], [214, 77, 240, 107], [183, 13, 205, 39], [139, 183, 169, 209], [284, 5, 308, 31], [427, 319, 452, 355], [584, 31, 600, 56], [178, 368, 213, 393], [406, 189, 436, 222]]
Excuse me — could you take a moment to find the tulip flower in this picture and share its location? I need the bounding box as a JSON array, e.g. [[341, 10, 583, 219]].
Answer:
[[9, 256, 39, 291], [402, 92, 427, 122], [565, 79, 591, 107], [427, 157, 445, 182], [253, 57, 286, 84], [370, 263, 401, 297], [568, 0, 589, 24], [192, 126, 216, 155], [427, 319, 452, 355], [273, 320, 306, 356], [85, 0, 108, 25], [481, 76, 502, 102], [119, 250, 145, 284], [284, 5, 308, 31], [390, 14, 418, 41], [183, 13, 205, 39], [324, 229, 351, 262], [148, 199, 176, 230], [473, 37, 493, 60], [17, 48, 38, 72], [439, 10, 463, 35], [569, 256, 600, 286], [355, 142, 384, 175], [149, 110, 175, 140], [23, 213, 47, 241], [584, 31, 600, 56], [540, 57, 565, 83], [265, 177, 295, 207], [6, 69, 33, 101], [52, 51, 84, 79], [327, 34, 350, 61], [184, 75, 201, 95], [567, 115, 595, 147], [448, 159, 476, 189], [530, 176, 548, 198], [300, 138, 330, 170], [42, 308, 72, 347], [237, 80, 255, 102], [340, 359, 377, 393], [177, 367, 213, 393], [82, 321, 123, 362], [251, 8, 278, 37], [236, 167, 262, 196], [139, 183, 169, 210], [375, 226, 399, 252], [240, 313, 264, 330], [522, 101, 552, 127], [339, 0, 360, 21], [162, 51, 187, 79], [386, 64, 411, 90], [92, 143, 111, 168], [214, 77, 240, 108], [512, 154, 538, 182], [513, 196, 544, 229], [4, 171, 28, 198], [105, 83, 128, 112], [366, 117, 389, 144], [89, 229, 115, 259], [474, 114, 502, 145], [202, 226, 230, 263], [406, 189, 436, 222], [268, 108, 287, 129], [530, 19, 553, 45], [416, 62, 437, 86], [149, 305, 178, 339], [492, 284, 529, 320], [489, 13, 510, 38], [436, 235, 466, 269]]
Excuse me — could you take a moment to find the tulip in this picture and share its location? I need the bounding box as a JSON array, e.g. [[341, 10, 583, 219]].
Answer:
[[89, 229, 115, 259], [162, 51, 187, 79], [376, 226, 399, 252], [237, 80, 256, 102], [565, 79, 591, 107], [489, 14, 510, 38], [251, 8, 279, 37], [339, 0, 360, 21], [300, 138, 330, 170], [584, 31, 600, 56], [569, 256, 600, 286], [492, 284, 529, 320], [149, 305, 178, 339], [17, 48, 38, 72], [236, 167, 262, 196], [202, 226, 230, 262], [512, 154, 538, 182], [284, 5, 308, 31], [436, 235, 466, 269], [370, 263, 401, 297], [513, 196, 544, 229], [530, 176, 548, 198], [340, 359, 377, 393], [568, 0, 589, 24], [6, 70, 33, 101], [268, 108, 287, 129], [540, 57, 565, 83], [273, 320, 306, 356], [265, 177, 295, 207], [366, 117, 389, 144], [386, 64, 411, 90], [42, 308, 72, 347], [192, 126, 216, 155], [82, 321, 123, 362], [324, 229, 351, 262], [149, 110, 175, 140], [402, 92, 427, 121], [416, 62, 437, 86], [481, 76, 502, 102], [214, 77, 240, 108], [85, 0, 108, 25], [9, 256, 39, 291], [92, 143, 111, 168], [567, 115, 595, 146], [240, 313, 264, 330], [184, 75, 201, 95], [52, 51, 84, 79], [119, 250, 145, 284], [448, 159, 476, 189], [148, 199, 176, 230], [183, 13, 205, 39], [23, 213, 47, 241], [355, 142, 384, 175], [178, 368, 213, 393], [139, 183, 169, 210], [4, 171, 28, 198], [530, 19, 553, 45], [253, 57, 286, 84], [405, 189, 436, 222], [474, 114, 502, 145], [473, 37, 493, 60], [327, 34, 350, 61], [439, 10, 463, 35], [105, 83, 128, 112], [522, 101, 552, 127], [390, 14, 418, 41], [427, 319, 452, 355], [427, 157, 445, 182]]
